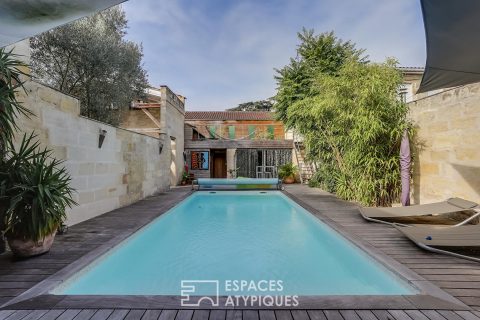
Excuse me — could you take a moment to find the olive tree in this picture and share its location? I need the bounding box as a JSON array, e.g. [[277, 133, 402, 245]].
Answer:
[[30, 6, 148, 125]]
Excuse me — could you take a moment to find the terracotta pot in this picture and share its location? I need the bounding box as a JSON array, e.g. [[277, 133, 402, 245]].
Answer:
[[283, 176, 295, 184], [7, 231, 56, 258]]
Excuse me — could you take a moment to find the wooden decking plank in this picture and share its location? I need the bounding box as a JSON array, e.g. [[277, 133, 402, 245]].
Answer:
[[5, 311, 36, 320], [355, 311, 378, 320], [38, 310, 65, 320], [420, 310, 446, 320], [225, 310, 242, 320], [307, 311, 327, 320], [142, 310, 161, 320], [175, 310, 193, 320], [291, 310, 309, 320], [370, 311, 394, 320], [436, 311, 463, 320], [22, 311, 49, 320], [159, 311, 178, 320], [403, 311, 428, 320], [106, 310, 129, 320], [90, 310, 114, 320], [455, 311, 480, 320], [413, 269, 480, 275], [209, 310, 226, 320], [0, 311, 15, 320], [192, 310, 210, 320], [422, 275, 480, 282], [386, 311, 412, 320], [446, 289, 480, 297], [56, 311, 83, 320], [124, 310, 146, 320], [243, 311, 259, 320], [339, 311, 360, 320], [275, 311, 292, 320], [70, 311, 97, 320], [258, 311, 275, 320], [323, 311, 343, 320]]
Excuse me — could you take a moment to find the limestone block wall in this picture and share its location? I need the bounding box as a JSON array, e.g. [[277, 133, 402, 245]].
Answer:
[[408, 83, 480, 204], [14, 80, 171, 226]]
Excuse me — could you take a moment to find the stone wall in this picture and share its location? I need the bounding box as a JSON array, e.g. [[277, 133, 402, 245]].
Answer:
[[14, 80, 171, 226], [408, 83, 480, 204]]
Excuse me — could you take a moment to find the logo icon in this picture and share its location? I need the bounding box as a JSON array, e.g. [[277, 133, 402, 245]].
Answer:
[[180, 280, 220, 307]]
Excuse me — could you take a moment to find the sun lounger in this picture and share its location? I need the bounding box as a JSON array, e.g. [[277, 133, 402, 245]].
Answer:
[[359, 197, 479, 226], [395, 224, 480, 262]]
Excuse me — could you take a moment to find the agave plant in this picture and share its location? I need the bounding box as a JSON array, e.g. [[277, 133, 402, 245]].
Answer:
[[0, 133, 77, 242], [0, 48, 32, 151], [0, 48, 33, 252]]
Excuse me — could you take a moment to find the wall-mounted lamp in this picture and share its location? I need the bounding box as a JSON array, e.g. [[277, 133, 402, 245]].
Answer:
[[158, 132, 167, 155], [98, 129, 107, 148]]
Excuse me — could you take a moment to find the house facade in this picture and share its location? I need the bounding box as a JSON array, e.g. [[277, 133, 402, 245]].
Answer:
[[184, 111, 294, 179]]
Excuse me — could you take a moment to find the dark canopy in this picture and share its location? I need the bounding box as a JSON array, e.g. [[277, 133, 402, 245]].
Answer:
[[419, 0, 480, 93], [0, 0, 125, 48]]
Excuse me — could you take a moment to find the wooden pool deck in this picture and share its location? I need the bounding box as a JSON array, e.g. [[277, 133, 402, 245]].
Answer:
[[0, 185, 480, 320]]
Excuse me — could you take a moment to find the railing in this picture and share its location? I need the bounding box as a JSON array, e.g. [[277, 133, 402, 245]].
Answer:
[[190, 124, 286, 141]]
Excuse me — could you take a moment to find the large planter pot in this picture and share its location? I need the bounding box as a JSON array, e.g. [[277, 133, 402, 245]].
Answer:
[[7, 231, 56, 258], [283, 176, 295, 184]]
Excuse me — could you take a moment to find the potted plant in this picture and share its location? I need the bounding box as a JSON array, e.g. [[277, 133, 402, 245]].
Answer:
[[0, 133, 77, 258], [278, 163, 298, 184], [181, 171, 189, 185]]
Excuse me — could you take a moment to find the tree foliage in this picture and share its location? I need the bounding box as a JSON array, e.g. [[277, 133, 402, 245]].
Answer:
[[30, 6, 148, 125], [228, 99, 273, 111], [275, 29, 412, 206], [274, 29, 366, 126]]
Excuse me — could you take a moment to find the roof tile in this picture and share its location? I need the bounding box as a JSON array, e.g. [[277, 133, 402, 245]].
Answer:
[[185, 111, 274, 121]]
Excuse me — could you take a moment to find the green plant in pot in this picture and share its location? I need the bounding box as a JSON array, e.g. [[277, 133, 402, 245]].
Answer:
[[0, 133, 77, 258], [1, 48, 33, 254], [278, 163, 298, 184]]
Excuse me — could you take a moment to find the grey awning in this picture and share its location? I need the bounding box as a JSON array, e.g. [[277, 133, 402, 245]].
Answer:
[[0, 0, 125, 48], [418, 0, 480, 93]]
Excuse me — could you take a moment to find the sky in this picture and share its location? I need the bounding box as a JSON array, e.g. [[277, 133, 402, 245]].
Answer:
[[122, 0, 426, 111]]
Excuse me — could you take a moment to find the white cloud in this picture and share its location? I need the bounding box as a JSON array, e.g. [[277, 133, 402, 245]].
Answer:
[[123, 0, 426, 110]]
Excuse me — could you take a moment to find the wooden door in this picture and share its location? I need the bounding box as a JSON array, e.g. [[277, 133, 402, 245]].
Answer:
[[213, 154, 227, 178]]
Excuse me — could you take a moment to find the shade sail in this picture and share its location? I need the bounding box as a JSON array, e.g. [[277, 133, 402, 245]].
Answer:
[[418, 0, 480, 93], [0, 0, 126, 48]]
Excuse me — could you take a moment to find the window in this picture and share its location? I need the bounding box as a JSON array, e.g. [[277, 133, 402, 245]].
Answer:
[[192, 128, 205, 140]]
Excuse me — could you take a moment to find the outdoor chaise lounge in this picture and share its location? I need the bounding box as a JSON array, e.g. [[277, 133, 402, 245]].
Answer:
[[395, 224, 480, 262], [359, 197, 480, 226]]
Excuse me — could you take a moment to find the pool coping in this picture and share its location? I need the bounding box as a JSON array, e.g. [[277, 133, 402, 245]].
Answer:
[[0, 190, 471, 311]]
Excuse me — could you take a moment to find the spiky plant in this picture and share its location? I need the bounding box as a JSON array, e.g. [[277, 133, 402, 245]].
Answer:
[[0, 133, 77, 242], [0, 48, 32, 154]]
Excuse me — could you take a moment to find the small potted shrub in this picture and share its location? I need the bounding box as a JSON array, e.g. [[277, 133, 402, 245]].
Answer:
[[278, 163, 298, 184], [0, 134, 77, 258]]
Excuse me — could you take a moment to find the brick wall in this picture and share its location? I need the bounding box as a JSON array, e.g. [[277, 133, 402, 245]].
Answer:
[[409, 83, 480, 204]]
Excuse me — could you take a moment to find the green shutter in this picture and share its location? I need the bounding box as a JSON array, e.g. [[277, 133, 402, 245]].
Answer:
[[228, 126, 235, 139], [208, 126, 216, 139], [248, 125, 255, 139], [267, 125, 275, 139]]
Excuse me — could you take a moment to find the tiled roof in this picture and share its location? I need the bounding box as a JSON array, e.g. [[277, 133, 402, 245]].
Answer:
[[185, 111, 274, 121], [397, 66, 425, 73]]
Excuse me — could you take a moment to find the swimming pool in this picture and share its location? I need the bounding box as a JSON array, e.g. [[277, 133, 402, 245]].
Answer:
[[53, 191, 415, 296]]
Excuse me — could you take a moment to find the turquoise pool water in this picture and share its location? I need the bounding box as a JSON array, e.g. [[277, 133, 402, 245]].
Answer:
[[54, 191, 415, 295]]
